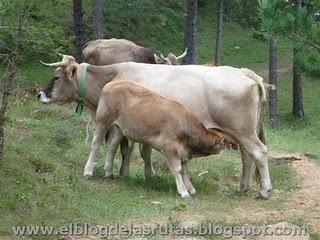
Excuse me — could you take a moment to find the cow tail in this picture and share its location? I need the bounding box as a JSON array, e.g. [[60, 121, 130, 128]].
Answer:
[[240, 68, 267, 184], [254, 99, 266, 184]]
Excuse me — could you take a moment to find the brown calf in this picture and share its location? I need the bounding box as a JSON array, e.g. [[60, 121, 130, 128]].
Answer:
[[84, 80, 237, 198]]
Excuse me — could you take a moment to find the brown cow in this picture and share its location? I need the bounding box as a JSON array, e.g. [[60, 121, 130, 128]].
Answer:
[[82, 38, 187, 65], [86, 80, 237, 198]]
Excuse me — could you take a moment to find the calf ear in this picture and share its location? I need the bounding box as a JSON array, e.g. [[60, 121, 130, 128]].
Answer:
[[66, 64, 78, 82], [207, 128, 225, 139], [207, 128, 239, 150]]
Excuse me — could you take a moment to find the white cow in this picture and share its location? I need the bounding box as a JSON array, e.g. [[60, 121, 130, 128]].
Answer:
[[38, 55, 272, 198]]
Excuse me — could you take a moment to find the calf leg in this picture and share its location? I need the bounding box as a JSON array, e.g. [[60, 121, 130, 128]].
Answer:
[[84, 123, 108, 177], [119, 138, 134, 177], [181, 162, 196, 195], [104, 125, 124, 178], [167, 155, 190, 199], [240, 136, 272, 199], [139, 143, 155, 178]]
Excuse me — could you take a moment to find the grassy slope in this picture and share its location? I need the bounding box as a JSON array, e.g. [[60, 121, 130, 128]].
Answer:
[[1, 0, 319, 239]]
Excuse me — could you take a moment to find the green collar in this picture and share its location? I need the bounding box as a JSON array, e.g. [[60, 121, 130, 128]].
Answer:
[[75, 64, 88, 119]]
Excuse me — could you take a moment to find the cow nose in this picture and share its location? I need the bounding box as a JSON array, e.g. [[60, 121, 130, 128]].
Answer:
[[37, 93, 41, 99]]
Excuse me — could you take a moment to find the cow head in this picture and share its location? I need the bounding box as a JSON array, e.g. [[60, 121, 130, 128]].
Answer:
[[37, 54, 80, 104], [154, 48, 187, 65]]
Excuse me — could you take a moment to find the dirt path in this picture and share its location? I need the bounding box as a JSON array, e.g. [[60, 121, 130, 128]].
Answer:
[[268, 152, 320, 230], [163, 151, 320, 239], [228, 152, 320, 230]]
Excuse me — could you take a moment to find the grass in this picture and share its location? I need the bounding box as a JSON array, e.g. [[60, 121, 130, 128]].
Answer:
[[267, 72, 320, 161], [1, 1, 320, 239], [0, 93, 307, 238]]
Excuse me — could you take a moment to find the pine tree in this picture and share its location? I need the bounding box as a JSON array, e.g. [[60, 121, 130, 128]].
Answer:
[[92, 0, 105, 39], [184, 0, 198, 64], [215, 0, 224, 66], [73, 0, 84, 61]]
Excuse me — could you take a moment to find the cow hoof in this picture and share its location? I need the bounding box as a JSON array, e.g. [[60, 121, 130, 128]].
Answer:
[[145, 174, 155, 180], [145, 169, 155, 178], [236, 185, 250, 193], [181, 192, 191, 200], [83, 171, 93, 178], [255, 190, 270, 200], [189, 188, 197, 195], [84, 174, 93, 180], [119, 172, 129, 178], [105, 173, 114, 179]]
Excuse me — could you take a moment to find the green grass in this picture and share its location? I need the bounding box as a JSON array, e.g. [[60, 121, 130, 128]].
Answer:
[[267, 73, 320, 161]]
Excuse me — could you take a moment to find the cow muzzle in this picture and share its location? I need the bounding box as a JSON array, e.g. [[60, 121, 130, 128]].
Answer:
[[37, 91, 51, 103]]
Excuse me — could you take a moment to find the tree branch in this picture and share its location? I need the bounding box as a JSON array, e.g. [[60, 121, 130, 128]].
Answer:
[[292, 33, 320, 51]]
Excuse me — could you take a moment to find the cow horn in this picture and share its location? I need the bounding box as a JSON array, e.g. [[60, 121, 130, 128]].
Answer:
[[40, 53, 76, 67], [56, 52, 76, 64], [176, 48, 188, 60], [56, 52, 64, 57], [39, 60, 68, 68]]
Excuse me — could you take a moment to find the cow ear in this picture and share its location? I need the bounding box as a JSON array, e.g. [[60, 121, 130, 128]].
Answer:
[[168, 53, 178, 65], [66, 64, 78, 82]]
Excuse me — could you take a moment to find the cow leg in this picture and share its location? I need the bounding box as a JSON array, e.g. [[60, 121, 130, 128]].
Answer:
[[240, 136, 272, 199], [237, 146, 254, 192], [167, 155, 190, 199], [119, 138, 134, 177], [104, 126, 124, 178], [139, 143, 155, 178], [181, 162, 196, 195], [84, 123, 108, 177]]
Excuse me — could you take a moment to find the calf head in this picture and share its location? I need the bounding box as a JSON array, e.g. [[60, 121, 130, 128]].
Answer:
[[37, 54, 80, 104], [208, 128, 239, 151], [154, 48, 187, 65]]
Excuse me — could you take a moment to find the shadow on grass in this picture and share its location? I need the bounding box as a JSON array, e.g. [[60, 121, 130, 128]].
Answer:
[[91, 162, 244, 200]]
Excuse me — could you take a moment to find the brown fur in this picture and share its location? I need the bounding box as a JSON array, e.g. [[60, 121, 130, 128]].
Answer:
[[82, 38, 180, 66], [97, 81, 236, 159]]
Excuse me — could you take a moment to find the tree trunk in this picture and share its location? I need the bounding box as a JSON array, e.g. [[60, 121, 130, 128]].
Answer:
[[73, 0, 84, 62], [183, 0, 197, 64], [215, 0, 224, 66], [292, 0, 304, 117], [0, 56, 17, 162], [0, 88, 9, 162], [92, 0, 105, 39], [269, 36, 278, 128]]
